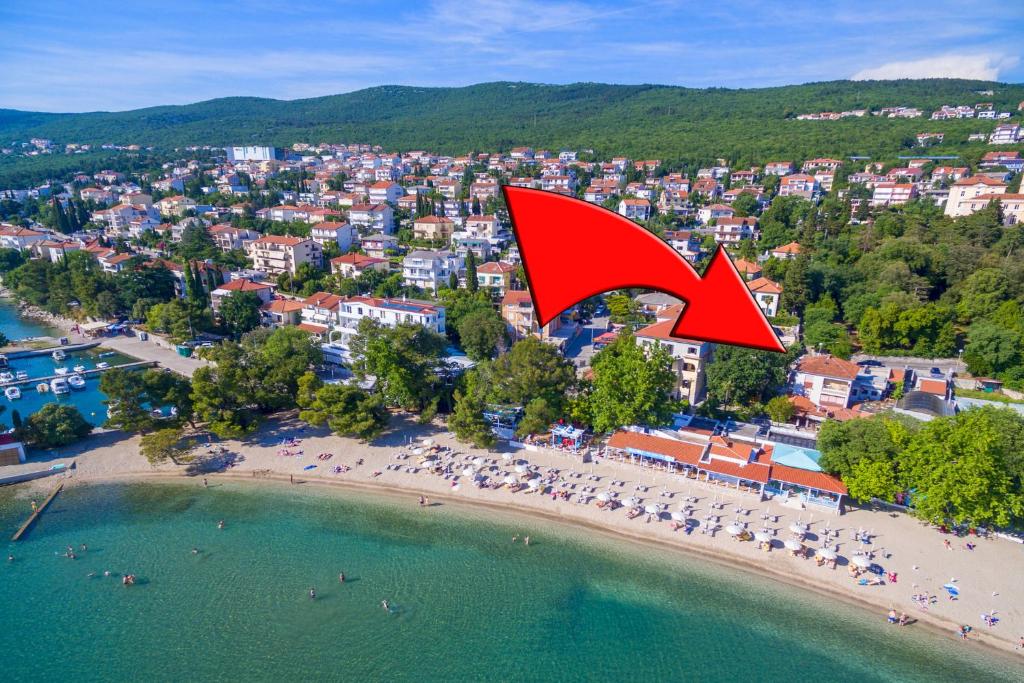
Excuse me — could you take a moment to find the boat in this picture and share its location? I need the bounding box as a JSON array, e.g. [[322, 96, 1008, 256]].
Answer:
[[52, 349, 67, 361], [16, 371, 28, 380], [50, 377, 70, 395], [36, 382, 49, 393], [0, 372, 13, 383], [68, 374, 86, 390], [54, 367, 69, 376], [73, 364, 86, 373], [5, 387, 21, 400], [98, 351, 116, 358], [96, 362, 110, 370], [0, 354, 8, 369]]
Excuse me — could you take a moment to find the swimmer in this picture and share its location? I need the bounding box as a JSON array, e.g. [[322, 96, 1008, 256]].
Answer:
[[309, 587, 316, 600], [192, 547, 199, 555], [80, 544, 87, 552], [104, 570, 111, 577], [381, 600, 390, 612], [524, 536, 530, 546], [217, 520, 225, 529], [512, 535, 518, 543], [7, 554, 13, 562], [338, 572, 345, 583]]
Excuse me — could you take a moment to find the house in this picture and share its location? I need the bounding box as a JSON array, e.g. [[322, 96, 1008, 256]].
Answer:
[[261, 298, 305, 327], [0, 226, 47, 250], [330, 253, 390, 278], [476, 261, 516, 293], [769, 242, 801, 260], [733, 258, 762, 280], [155, 195, 197, 217], [697, 204, 735, 225], [464, 215, 499, 238], [368, 181, 403, 204], [360, 233, 398, 258], [209, 224, 260, 252], [501, 290, 564, 340], [944, 176, 1007, 217], [211, 278, 274, 311], [348, 204, 394, 234], [98, 251, 136, 274], [765, 162, 795, 176], [657, 190, 692, 216], [617, 198, 651, 221], [712, 216, 757, 243], [801, 158, 842, 172], [989, 124, 1022, 145], [953, 193, 1024, 224], [246, 235, 323, 275], [979, 151, 1024, 172], [870, 183, 917, 207], [310, 221, 355, 251], [778, 174, 818, 199], [413, 216, 456, 241], [0, 433, 27, 466], [691, 177, 721, 198], [315, 295, 446, 365], [634, 306, 712, 404], [402, 250, 462, 292], [748, 277, 782, 317], [664, 230, 702, 262], [792, 354, 861, 408]]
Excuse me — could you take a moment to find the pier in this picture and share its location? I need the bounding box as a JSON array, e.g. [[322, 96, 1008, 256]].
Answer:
[[3, 360, 158, 389], [1, 342, 100, 360], [11, 482, 63, 541]]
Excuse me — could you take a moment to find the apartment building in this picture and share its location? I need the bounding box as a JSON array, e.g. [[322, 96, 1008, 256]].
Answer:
[[246, 235, 323, 275]]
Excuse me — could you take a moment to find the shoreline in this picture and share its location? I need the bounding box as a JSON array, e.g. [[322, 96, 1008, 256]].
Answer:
[[51, 465, 1024, 660]]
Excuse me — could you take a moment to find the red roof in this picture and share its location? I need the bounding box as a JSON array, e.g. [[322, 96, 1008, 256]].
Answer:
[[501, 290, 533, 306], [304, 292, 344, 309], [773, 241, 802, 255], [478, 261, 516, 274], [253, 235, 306, 246], [330, 253, 387, 268], [768, 463, 847, 495], [748, 277, 782, 295], [796, 354, 859, 380], [297, 323, 328, 334], [606, 431, 704, 464], [953, 176, 1006, 187], [918, 378, 947, 395], [218, 278, 272, 292]]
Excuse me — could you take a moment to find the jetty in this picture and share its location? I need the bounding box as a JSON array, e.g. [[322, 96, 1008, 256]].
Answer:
[[2, 342, 100, 360], [3, 360, 158, 389], [11, 481, 63, 541]]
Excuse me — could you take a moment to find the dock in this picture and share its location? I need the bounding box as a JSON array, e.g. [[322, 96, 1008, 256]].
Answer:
[[11, 482, 63, 541], [3, 360, 158, 389], [2, 342, 100, 360]]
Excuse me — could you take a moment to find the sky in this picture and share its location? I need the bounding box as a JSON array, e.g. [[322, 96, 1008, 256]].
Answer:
[[1, 0, 1022, 112]]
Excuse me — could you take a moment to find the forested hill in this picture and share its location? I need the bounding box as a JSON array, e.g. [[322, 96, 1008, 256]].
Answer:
[[3, 79, 1024, 164]]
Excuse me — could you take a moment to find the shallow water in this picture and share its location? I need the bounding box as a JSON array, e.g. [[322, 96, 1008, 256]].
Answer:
[[0, 482, 1019, 682], [0, 298, 59, 341]]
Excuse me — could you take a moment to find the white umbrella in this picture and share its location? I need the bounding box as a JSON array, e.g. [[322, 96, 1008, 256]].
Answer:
[[671, 511, 686, 522], [726, 524, 744, 536], [527, 479, 540, 489], [473, 457, 484, 467], [422, 457, 438, 465], [624, 497, 640, 508], [644, 504, 660, 515], [784, 539, 803, 551], [754, 531, 772, 543], [462, 467, 476, 477], [597, 492, 611, 502], [817, 548, 838, 561], [852, 555, 871, 568], [502, 453, 513, 461], [503, 475, 517, 485], [515, 464, 528, 474], [789, 523, 808, 535]]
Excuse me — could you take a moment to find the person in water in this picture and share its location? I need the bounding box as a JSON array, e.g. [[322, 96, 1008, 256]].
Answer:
[[7, 554, 13, 562], [381, 600, 390, 612], [309, 588, 316, 600], [338, 572, 345, 583], [217, 520, 225, 529], [192, 548, 199, 555]]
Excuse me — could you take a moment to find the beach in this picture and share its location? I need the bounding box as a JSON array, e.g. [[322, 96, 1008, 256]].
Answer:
[[6, 413, 1023, 656]]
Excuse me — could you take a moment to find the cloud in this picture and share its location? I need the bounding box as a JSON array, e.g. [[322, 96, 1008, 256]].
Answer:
[[851, 53, 1018, 81]]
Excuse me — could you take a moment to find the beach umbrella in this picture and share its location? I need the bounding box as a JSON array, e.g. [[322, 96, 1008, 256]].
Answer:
[[784, 539, 803, 551], [726, 524, 744, 536], [754, 531, 772, 543], [473, 457, 484, 467], [789, 523, 808, 535], [527, 479, 540, 489], [644, 504, 660, 515], [515, 464, 528, 474], [852, 555, 871, 569], [462, 467, 476, 477], [942, 583, 960, 597], [624, 497, 640, 508], [502, 453, 513, 461], [671, 511, 686, 522], [504, 475, 517, 485], [597, 492, 611, 502], [817, 548, 838, 561]]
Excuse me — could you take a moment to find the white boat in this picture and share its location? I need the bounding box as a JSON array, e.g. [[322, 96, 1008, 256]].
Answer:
[[16, 371, 28, 380], [54, 367, 69, 376], [52, 349, 67, 361], [5, 387, 21, 400], [96, 362, 110, 370], [0, 372, 13, 383], [36, 382, 49, 393], [68, 374, 86, 390], [50, 377, 70, 395], [73, 365, 86, 373]]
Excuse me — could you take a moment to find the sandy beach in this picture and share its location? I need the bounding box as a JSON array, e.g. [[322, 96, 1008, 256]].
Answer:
[[5, 413, 1023, 657]]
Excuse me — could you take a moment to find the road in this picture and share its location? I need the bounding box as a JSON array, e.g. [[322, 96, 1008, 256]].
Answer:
[[850, 353, 965, 377], [564, 315, 610, 368], [71, 331, 211, 378]]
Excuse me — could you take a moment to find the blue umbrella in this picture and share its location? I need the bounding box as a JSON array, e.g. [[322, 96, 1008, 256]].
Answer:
[[943, 583, 960, 597]]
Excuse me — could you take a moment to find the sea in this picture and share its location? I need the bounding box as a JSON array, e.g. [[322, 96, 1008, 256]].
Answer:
[[0, 299, 138, 427], [0, 481, 1020, 682]]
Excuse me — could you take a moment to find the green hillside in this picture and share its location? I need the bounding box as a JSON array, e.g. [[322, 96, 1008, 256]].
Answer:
[[1, 79, 1022, 181]]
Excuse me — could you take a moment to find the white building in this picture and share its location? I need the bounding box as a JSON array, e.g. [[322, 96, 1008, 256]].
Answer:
[[310, 221, 355, 252], [227, 146, 277, 162], [247, 235, 323, 275], [402, 250, 463, 292]]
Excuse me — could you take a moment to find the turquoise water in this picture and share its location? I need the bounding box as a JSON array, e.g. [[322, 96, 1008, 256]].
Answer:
[[0, 298, 59, 340], [0, 482, 1020, 682]]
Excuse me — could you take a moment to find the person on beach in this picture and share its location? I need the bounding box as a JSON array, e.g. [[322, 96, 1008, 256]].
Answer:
[[899, 612, 908, 627], [512, 535, 518, 543], [203, 478, 208, 488], [419, 496, 425, 506], [887, 609, 897, 624], [943, 539, 952, 550], [1016, 635, 1023, 650]]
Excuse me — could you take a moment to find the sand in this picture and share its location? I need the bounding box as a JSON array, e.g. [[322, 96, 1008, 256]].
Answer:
[[5, 413, 1023, 656]]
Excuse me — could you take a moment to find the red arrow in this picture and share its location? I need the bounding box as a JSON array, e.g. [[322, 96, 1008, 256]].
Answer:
[[503, 186, 785, 353]]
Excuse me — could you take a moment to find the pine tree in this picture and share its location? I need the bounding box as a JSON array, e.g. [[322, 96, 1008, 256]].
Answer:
[[471, 196, 481, 215], [465, 250, 478, 292]]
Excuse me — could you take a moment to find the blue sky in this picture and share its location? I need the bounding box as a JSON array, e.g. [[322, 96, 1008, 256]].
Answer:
[[1, 0, 1022, 112]]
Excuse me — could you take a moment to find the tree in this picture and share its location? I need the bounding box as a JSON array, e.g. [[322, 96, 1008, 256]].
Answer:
[[0, 248, 25, 273], [299, 382, 389, 441], [448, 372, 497, 449], [101, 368, 155, 432], [349, 318, 448, 411], [219, 290, 262, 339], [241, 326, 323, 411], [705, 346, 792, 407], [139, 427, 193, 465], [177, 223, 218, 260], [765, 395, 795, 424], [465, 250, 478, 292], [22, 404, 92, 448], [190, 344, 261, 438], [0, 331, 8, 348], [574, 333, 679, 433], [963, 321, 1021, 377], [457, 306, 507, 361]]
